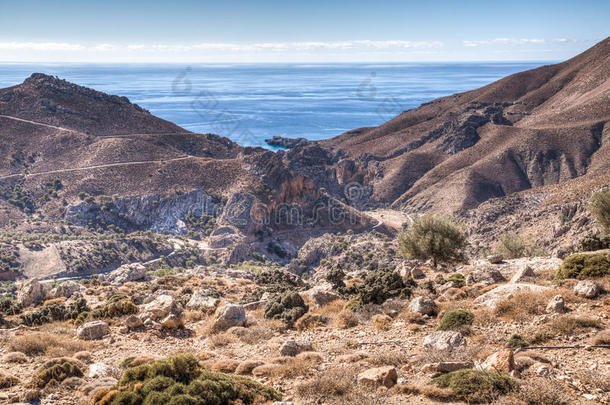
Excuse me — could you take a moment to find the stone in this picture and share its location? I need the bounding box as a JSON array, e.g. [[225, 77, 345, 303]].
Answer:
[[243, 300, 267, 311], [410, 267, 425, 279], [17, 278, 48, 307], [160, 314, 184, 329], [139, 294, 183, 323], [466, 268, 506, 287], [423, 331, 465, 351], [357, 366, 398, 388], [574, 280, 599, 298], [212, 304, 246, 331], [3, 352, 28, 363], [408, 296, 437, 316], [235, 360, 265, 375], [105, 262, 147, 284], [186, 291, 219, 311], [88, 363, 116, 378], [51, 281, 83, 299], [124, 315, 143, 329], [301, 286, 340, 307], [546, 295, 567, 313], [77, 321, 110, 340], [487, 254, 504, 264], [510, 265, 537, 283], [280, 339, 313, 357], [478, 349, 515, 373], [474, 283, 550, 309]]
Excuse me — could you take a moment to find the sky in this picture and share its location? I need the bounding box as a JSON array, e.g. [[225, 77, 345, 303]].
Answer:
[[0, 0, 608, 63]]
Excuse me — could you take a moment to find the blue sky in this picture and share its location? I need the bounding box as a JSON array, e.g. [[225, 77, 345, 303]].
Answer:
[[0, 0, 608, 62]]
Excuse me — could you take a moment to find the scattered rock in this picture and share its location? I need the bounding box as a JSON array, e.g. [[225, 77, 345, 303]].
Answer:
[[487, 254, 504, 264], [474, 283, 549, 308], [357, 366, 398, 388], [88, 363, 115, 378], [546, 295, 567, 313], [125, 314, 143, 329], [212, 304, 246, 331], [139, 293, 183, 325], [16, 278, 48, 307], [423, 331, 465, 351], [160, 313, 184, 329], [186, 291, 219, 311], [478, 349, 515, 373], [408, 296, 437, 316], [510, 265, 537, 283], [104, 262, 147, 284], [280, 339, 313, 357], [77, 321, 110, 340], [301, 286, 340, 307], [51, 281, 83, 299], [466, 268, 506, 286], [574, 280, 600, 298]]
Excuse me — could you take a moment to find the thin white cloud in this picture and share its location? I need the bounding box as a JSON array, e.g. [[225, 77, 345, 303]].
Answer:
[[0, 41, 85, 51], [463, 38, 546, 47]]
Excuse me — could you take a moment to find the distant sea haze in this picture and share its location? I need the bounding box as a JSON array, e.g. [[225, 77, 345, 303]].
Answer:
[[0, 62, 546, 148]]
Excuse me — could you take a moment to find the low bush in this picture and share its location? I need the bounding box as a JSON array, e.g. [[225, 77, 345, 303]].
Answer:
[[438, 309, 474, 331], [432, 369, 516, 402], [31, 358, 84, 388], [19, 298, 89, 326], [9, 332, 90, 356], [525, 315, 603, 344], [555, 253, 610, 279], [264, 291, 309, 326], [353, 267, 412, 306], [0, 371, 19, 389], [589, 189, 610, 233], [92, 354, 281, 405], [447, 273, 466, 288]]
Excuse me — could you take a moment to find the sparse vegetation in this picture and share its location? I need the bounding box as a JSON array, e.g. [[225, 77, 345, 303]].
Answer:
[[432, 369, 516, 402], [31, 358, 84, 388], [555, 253, 610, 279], [589, 189, 610, 234], [438, 309, 474, 331], [494, 233, 547, 259], [398, 214, 467, 266], [92, 354, 281, 405], [352, 267, 412, 306], [264, 291, 309, 326]]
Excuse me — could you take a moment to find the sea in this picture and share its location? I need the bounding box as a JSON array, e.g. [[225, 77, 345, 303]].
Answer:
[[0, 63, 547, 148]]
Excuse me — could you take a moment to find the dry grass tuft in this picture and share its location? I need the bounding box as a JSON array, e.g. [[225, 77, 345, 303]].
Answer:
[[592, 329, 610, 345], [396, 384, 456, 401], [9, 332, 91, 357], [206, 331, 236, 348], [524, 315, 603, 344], [269, 356, 317, 378], [514, 377, 571, 405], [235, 325, 274, 344], [367, 349, 411, 367], [296, 367, 354, 398], [494, 290, 562, 322], [333, 310, 359, 329]]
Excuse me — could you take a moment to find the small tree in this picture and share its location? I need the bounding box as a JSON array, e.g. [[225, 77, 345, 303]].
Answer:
[[398, 214, 467, 267], [589, 189, 610, 234]]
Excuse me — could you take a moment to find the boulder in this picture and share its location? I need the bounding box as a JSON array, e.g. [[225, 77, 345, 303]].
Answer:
[[124, 315, 143, 329], [280, 339, 313, 357], [139, 294, 183, 324], [105, 263, 147, 284], [88, 363, 116, 378], [17, 278, 48, 307], [466, 268, 506, 287], [408, 296, 437, 316], [474, 283, 550, 309], [478, 349, 515, 373], [160, 314, 184, 329], [301, 286, 340, 307], [51, 281, 83, 299], [487, 254, 504, 264], [357, 366, 398, 388], [546, 295, 567, 313], [510, 265, 537, 283], [574, 280, 600, 298], [212, 304, 246, 331], [186, 290, 219, 311], [77, 321, 110, 340], [423, 331, 465, 351]]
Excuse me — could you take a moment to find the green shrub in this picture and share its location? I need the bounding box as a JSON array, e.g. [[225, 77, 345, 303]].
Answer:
[[264, 291, 309, 326], [589, 189, 610, 233], [579, 234, 610, 251], [555, 253, 610, 280], [32, 358, 84, 388], [355, 267, 412, 306], [432, 369, 515, 402], [447, 273, 466, 288], [494, 233, 547, 259], [438, 309, 474, 331], [19, 298, 89, 326], [398, 214, 467, 266], [96, 354, 280, 405]]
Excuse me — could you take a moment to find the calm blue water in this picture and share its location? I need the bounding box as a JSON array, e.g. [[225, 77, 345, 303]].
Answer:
[[0, 63, 547, 148]]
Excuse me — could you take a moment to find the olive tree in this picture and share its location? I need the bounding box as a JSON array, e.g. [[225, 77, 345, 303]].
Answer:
[[398, 214, 467, 267]]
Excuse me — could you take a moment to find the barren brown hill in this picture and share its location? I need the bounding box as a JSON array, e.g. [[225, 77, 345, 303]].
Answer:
[[323, 37, 610, 213]]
